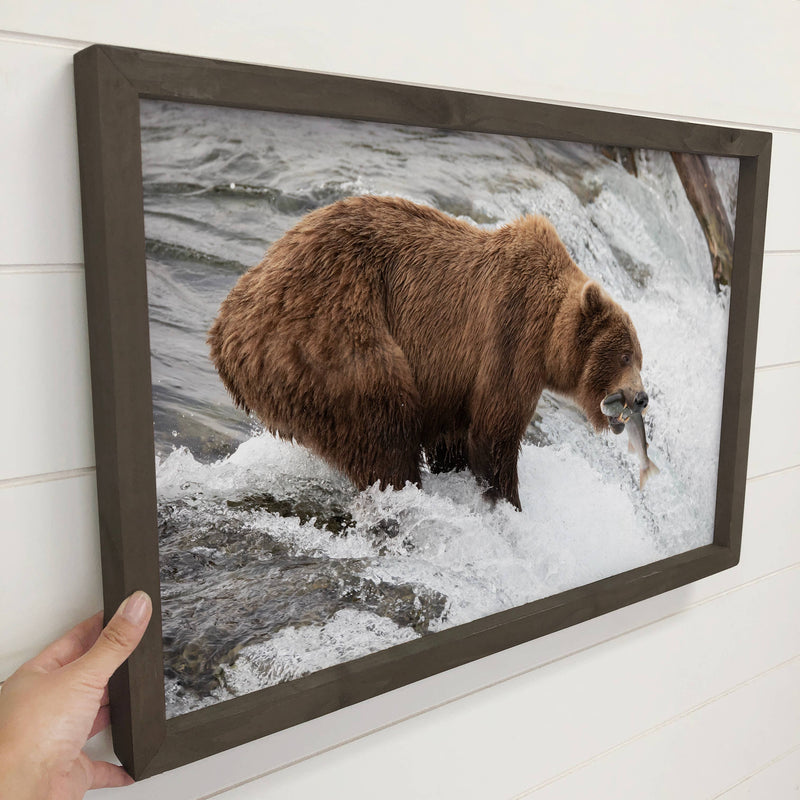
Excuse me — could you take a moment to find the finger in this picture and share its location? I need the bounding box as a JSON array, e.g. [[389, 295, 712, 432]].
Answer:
[[88, 703, 111, 739], [89, 759, 135, 789], [27, 611, 104, 673], [73, 591, 152, 685]]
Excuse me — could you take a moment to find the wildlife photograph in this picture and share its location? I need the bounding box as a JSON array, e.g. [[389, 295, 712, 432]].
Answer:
[[140, 98, 740, 717]]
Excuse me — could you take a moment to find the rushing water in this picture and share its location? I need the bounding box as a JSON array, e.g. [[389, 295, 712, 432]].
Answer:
[[140, 99, 739, 717]]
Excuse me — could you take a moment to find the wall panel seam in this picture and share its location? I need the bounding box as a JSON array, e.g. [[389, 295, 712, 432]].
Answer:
[[754, 361, 800, 374], [0, 28, 85, 50], [509, 653, 800, 800], [1, 480, 797, 790], [195, 651, 800, 800], [0, 263, 83, 274], [710, 742, 800, 799], [746, 463, 800, 483], [185, 563, 800, 799], [0, 461, 796, 496], [0, 466, 95, 489], [0, 255, 793, 272], [2, 29, 800, 135]]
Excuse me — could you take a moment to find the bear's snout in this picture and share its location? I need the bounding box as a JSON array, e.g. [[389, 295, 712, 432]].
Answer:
[[619, 386, 646, 411]]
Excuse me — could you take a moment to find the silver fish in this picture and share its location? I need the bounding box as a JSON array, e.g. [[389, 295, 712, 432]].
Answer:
[[627, 411, 660, 489], [600, 391, 631, 435], [600, 393, 632, 424]]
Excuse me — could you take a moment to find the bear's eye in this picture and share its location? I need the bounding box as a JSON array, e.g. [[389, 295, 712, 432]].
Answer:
[[621, 353, 631, 365]]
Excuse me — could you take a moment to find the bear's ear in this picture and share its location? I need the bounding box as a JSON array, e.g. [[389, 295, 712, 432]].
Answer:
[[580, 280, 608, 318]]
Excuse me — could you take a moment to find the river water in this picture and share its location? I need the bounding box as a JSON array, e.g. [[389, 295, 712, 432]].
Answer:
[[140, 99, 739, 717]]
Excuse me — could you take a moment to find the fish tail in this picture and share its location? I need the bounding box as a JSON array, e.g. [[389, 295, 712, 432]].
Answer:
[[639, 460, 661, 490]]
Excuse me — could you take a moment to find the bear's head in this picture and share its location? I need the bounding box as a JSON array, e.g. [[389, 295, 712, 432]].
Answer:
[[574, 281, 647, 431]]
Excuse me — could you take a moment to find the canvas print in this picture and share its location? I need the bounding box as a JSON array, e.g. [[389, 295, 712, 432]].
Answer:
[[140, 99, 739, 717]]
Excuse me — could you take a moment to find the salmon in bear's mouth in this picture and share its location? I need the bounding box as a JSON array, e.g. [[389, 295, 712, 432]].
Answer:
[[601, 390, 641, 434], [600, 390, 660, 489]]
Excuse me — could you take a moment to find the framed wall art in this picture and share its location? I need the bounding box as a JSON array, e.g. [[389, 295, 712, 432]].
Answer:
[[73, 44, 770, 779]]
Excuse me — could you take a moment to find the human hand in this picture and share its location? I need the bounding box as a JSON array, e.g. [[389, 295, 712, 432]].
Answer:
[[0, 591, 152, 799]]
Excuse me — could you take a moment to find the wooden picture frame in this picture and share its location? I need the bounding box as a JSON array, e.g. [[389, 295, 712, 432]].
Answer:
[[73, 43, 770, 779]]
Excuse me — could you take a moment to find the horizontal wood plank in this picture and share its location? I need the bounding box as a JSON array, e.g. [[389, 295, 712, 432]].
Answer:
[[0, 38, 84, 265], [764, 132, 800, 252], [0, 473, 102, 680], [755, 253, 800, 368], [0, 269, 95, 480], [717, 744, 800, 799], [520, 656, 800, 799], [747, 364, 800, 478]]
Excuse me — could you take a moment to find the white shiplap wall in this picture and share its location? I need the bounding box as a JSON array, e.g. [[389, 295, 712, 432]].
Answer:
[[1, 2, 798, 797]]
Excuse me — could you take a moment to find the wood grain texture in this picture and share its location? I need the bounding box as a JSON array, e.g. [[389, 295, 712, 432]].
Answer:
[[73, 44, 166, 776], [104, 45, 766, 156]]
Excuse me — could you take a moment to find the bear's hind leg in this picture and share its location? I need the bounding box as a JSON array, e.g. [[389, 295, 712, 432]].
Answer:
[[328, 340, 424, 493], [467, 430, 523, 511], [466, 391, 531, 511], [343, 391, 423, 492]]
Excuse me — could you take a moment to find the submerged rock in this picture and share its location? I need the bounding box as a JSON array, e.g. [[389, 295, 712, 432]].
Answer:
[[158, 496, 448, 697]]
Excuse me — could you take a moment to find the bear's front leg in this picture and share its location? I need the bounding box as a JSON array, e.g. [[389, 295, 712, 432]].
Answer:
[[466, 368, 539, 511], [466, 427, 524, 511]]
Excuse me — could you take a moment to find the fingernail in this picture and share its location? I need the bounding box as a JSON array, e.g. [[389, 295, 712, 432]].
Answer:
[[121, 591, 150, 625]]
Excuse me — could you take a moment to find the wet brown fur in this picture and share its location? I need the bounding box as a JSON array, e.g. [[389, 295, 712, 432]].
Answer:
[[208, 196, 645, 510]]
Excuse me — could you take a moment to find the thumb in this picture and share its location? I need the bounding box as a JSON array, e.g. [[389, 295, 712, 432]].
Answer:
[[75, 591, 153, 684]]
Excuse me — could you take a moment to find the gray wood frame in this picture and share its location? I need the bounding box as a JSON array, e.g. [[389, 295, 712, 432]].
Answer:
[[73, 43, 771, 780]]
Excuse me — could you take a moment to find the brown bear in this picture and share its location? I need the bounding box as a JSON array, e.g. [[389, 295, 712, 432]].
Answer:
[[208, 195, 647, 511]]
